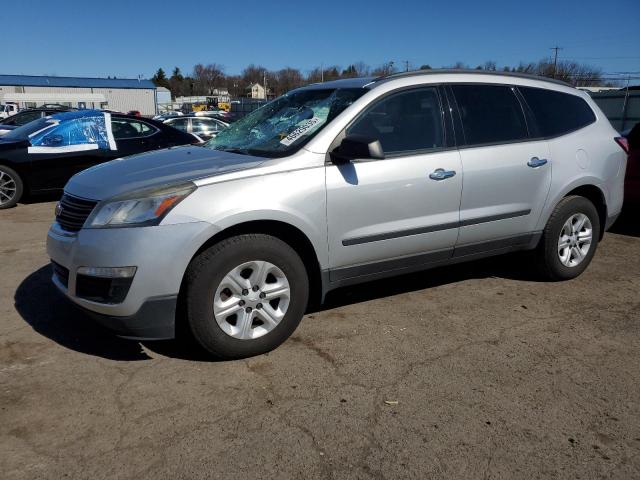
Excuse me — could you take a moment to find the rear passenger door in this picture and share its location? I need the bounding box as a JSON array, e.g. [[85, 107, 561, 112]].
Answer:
[[109, 118, 160, 158], [450, 84, 551, 254]]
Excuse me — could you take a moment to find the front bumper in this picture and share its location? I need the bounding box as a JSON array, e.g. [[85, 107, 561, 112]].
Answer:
[[76, 294, 178, 340], [47, 220, 217, 339]]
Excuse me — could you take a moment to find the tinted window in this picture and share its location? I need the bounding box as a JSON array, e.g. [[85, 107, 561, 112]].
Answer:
[[347, 87, 443, 154], [4, 110, 42, 126], [451, 85, 528, 145], [519, 87, 596, 137], [111, 119, 156, 139]]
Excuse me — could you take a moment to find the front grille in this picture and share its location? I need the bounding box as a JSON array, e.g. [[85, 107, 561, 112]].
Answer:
[[56, 194, 98, 232], [51, 261, 69, 288]]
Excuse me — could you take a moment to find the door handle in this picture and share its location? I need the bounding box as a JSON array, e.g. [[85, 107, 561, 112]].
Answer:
[[527, 157, 548, 168], [429, 168, 456, 181]]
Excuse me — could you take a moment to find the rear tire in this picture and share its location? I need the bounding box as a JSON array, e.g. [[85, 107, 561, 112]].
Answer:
[[185, 234, 309, 359], [0, 165, 23, 209], [535, 195, 600, 280]]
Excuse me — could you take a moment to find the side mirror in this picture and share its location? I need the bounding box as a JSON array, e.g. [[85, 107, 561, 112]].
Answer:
[[331, 134, 385, 163], [43, 134, 64, 146]]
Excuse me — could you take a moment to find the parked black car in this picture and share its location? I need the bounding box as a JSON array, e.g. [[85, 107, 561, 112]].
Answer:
[[0, 110, 196, 208], [0, 106, 75, 132]]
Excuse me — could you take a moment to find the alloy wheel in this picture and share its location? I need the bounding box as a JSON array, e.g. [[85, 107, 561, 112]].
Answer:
[[0, 170, 17, 206], [557, 213, 593, 267], [213, 260, 290, 340]]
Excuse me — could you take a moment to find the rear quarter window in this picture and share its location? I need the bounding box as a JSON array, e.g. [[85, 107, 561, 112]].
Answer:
[[519, 87, 596, 137]]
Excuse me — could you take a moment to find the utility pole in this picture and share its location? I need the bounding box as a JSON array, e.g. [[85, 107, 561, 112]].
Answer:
[[404, 60, 410, 72], [550, 46, 563, 78], [321, 62, 324, 83], [263, 71, 267, 99]]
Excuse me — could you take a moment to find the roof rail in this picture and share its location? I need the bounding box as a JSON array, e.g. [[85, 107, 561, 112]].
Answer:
[[373, 69, 572, 88]]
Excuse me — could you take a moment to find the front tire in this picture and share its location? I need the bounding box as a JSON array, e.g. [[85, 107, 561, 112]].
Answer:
[[535, 195, 600, 280], [185, 234, 309, 359], [0, 165, 23, 209]]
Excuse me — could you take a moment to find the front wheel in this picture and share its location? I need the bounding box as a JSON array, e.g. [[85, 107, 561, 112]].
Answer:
[[185, 234, 309, 359], [0, 165, 23, 209], [535, 195, 600, 280]]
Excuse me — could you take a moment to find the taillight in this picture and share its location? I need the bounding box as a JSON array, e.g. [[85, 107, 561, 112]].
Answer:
[[615, 137, 629, 154]]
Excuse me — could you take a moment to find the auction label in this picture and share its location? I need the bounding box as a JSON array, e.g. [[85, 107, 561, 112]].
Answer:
[[280, 117, 322, 146]]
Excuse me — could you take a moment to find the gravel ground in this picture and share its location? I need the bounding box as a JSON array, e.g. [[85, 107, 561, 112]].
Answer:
[[1, 200, 639, 480]]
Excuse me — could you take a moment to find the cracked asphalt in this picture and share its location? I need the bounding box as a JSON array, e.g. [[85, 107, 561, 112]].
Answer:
[[1, 200, 640, 479]]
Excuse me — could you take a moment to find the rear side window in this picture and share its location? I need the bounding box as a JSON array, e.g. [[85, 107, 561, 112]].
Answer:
[[519, 87, 596, 137], [451, 85, 528, 146], [111, 119, 157, 139]]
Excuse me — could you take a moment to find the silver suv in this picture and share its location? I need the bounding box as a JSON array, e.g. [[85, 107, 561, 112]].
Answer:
[[47, 71, 627, 359]]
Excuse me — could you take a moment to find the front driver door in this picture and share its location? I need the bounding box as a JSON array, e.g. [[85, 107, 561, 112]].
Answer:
[[326, 87, 463, 282]]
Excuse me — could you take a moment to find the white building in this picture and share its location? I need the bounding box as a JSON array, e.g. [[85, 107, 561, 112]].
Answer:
[[156, 86, 172, 104], [246, 83, 266, 99], [0, 75, 158, 115]]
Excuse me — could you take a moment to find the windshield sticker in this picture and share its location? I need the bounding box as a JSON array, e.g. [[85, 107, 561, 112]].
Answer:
[[279, 117, 322, 146]]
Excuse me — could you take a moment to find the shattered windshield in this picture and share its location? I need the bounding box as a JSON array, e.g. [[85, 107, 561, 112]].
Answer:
[[205, 88, 366, 157]]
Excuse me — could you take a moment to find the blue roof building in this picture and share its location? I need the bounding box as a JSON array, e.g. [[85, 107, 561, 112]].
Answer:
[[0, 75, 155, 89], [0, 74, 158, 115]]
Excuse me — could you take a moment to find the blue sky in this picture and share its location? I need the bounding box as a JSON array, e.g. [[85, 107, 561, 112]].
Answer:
[[3, 0, 639, 81]]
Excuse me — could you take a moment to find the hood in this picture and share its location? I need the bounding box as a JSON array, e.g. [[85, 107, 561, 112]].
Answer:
[[0, 137, 28, 150], [65, 145, 266, 200], [0, 124, 18, 134]]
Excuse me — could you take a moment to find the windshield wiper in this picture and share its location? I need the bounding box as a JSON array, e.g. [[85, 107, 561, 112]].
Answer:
[[223, 148, 249, 155], [216, 147, 250, 155]]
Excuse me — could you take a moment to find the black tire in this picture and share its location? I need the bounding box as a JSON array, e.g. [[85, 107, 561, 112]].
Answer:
[[185, 234, 309, 359], [0, 165, 23, 209], [535, 195, 600, 281]]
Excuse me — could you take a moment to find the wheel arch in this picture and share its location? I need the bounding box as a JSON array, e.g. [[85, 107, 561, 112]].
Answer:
[[563, 184, 607, 239], [0, 159, 28, 199], [178, 219, 324, 318]]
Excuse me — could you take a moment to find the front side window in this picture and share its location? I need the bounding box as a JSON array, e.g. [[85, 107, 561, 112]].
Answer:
[[26, 114, 113, 150], [451, 85, 528, 146], [519, 87, 596, 137], [206, 88, 367, 157], [347, 87, 444, 155]]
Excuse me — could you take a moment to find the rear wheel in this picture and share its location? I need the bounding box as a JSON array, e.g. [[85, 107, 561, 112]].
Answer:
[[185, 234, 309, 359], [0, 165, 23, 209], [535, 195, 600, 280]]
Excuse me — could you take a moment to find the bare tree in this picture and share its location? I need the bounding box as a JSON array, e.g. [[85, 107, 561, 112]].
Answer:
[[342, 62, 370, 78], [242, 64, 267, 85], [192, 63, 225, 95], [372, 61, 396, 76], [273, 67, 304, 96], [536, 59, 603, 86]]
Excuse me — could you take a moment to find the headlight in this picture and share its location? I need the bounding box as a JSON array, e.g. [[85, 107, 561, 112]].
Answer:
[[85, 182, 196, 228]]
